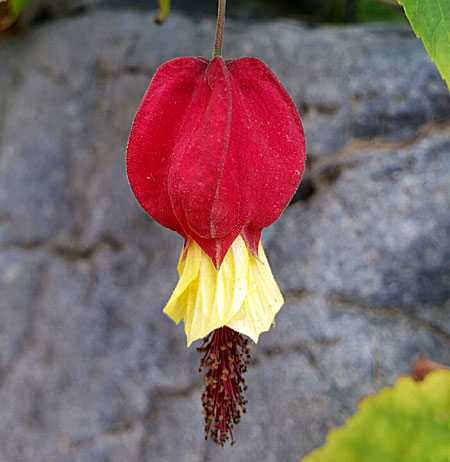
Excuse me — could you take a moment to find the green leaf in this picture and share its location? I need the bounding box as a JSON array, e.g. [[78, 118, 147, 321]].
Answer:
[[303, 370, 450, 462], [154, 0, 170, 25], [397, 0, 450, 90], [357, 0, 406, 23], [10, 0, 33, 16]]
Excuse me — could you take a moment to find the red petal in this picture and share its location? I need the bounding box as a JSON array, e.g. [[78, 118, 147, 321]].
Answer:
[[168, 58, 240, 237], [227, 58, 306, 232], [126, 57, 208, 235], [241, 226, 262, 258], [168, 57, 245, 266]]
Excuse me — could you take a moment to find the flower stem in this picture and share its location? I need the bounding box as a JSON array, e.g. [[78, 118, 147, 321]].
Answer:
[[212, 0, 226, 58]]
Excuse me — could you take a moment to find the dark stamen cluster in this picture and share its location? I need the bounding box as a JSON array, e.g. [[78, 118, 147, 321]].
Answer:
[[196, 326, 251, 446]]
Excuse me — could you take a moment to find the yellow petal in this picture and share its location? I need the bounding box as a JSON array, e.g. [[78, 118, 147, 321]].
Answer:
[[163, 235, 283, 346], [163, 241, 200, 324], [226, 241, 283, 343]]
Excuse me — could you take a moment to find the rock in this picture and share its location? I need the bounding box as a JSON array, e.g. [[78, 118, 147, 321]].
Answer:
[[1, 9, 449, 462], [267, 130, 450, 330]]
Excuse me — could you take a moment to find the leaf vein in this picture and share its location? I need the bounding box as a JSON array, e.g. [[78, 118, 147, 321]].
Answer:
[[436, 0, 450, 43]]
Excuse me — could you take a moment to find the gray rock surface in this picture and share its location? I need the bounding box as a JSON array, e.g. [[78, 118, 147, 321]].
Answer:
[[1, 9, 449, 462]]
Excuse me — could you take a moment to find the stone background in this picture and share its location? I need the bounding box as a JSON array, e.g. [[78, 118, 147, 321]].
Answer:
[[1, 5, 449, 462]]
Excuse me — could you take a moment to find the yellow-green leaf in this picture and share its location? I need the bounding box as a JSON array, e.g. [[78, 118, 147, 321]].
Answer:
[[303, 370, 450, 462], [10, 0, 32, 16], [397, 0, 450, 91], [154, 0, 170, 25]]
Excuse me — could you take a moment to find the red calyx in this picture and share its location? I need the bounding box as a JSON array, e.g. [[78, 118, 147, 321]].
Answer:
[[127, 56, 306, 268]]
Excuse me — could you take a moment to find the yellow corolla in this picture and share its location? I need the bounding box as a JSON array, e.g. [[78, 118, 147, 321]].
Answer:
[[164, 235, 283, 346]]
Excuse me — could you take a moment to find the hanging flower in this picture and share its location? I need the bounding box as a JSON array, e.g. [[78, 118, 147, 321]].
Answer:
[[127, 55, 305, 444]]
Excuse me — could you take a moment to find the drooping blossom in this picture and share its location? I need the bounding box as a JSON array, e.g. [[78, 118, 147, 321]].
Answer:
[[127, 55, 306, 445]]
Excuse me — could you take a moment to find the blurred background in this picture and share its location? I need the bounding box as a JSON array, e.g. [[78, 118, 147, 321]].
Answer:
[[1, 0, 407, 26], [0, 1, 449, 461]]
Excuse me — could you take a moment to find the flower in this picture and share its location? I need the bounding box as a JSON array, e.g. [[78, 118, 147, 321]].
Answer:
[[127, 55, 306, 444], [127, 56, 305, 341]]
